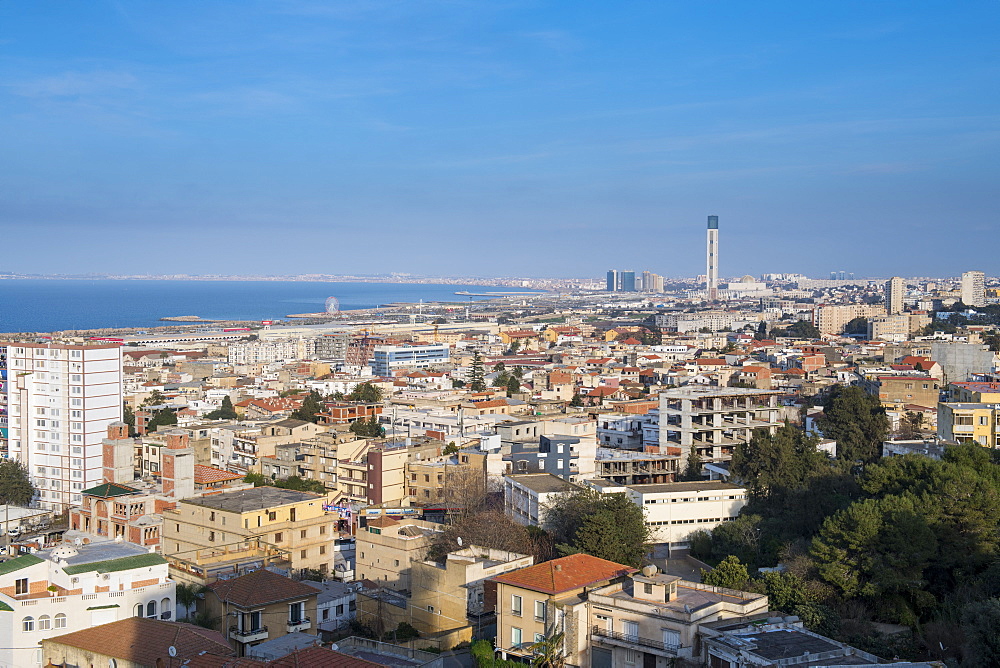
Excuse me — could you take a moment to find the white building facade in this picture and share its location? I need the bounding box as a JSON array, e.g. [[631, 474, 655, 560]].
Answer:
[[0, 541, 173, 668], [0, 343, 123, 510]]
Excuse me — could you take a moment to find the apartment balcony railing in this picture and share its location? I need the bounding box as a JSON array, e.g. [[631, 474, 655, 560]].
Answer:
[[591, 626, 679, 656], [230, 625, 269, 643], [287, 616, 311, 633]]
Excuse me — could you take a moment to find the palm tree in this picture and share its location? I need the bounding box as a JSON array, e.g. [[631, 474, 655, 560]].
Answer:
[[175, 583, 206, 621], [530, 632, 566, 668]]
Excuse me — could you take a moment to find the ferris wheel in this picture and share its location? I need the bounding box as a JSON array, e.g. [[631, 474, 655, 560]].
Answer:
[[325, 296, 341, 316]]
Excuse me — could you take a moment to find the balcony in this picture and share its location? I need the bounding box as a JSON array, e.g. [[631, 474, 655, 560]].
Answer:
[[591, 626, 679, 657], [287, 616, 311, 633], [230, 625, 269, 643]]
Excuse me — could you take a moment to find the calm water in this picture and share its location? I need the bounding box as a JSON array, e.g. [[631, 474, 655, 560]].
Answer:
[[0, 280, 531, 333]]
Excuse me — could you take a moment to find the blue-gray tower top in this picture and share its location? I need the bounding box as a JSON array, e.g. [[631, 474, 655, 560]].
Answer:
[[707, 215, 719, 229]]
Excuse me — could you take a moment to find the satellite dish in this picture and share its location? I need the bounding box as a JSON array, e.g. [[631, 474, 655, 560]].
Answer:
[[457, 536, 463, 546], [168, 646, 177, 657]]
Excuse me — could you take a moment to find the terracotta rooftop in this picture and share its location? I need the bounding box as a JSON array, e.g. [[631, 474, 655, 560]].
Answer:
[[207, 568, 319, 608], [490, 553, 635, 595], [41, 617, 233, 664], [194, 465, 243, 485]]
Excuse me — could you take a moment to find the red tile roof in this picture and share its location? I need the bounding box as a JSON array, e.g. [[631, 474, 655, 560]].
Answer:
[[194, 465, 243, 485], [490, 553, 635, 595], [207, 568, 319, 608], [42, 617, 233, 664]]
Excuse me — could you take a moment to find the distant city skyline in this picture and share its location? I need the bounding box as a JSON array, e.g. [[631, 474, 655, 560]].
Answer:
[[2, 1, 998, 278]]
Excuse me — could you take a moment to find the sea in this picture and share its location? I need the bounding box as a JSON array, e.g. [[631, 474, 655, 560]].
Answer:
[[0, 279, 536, 333]]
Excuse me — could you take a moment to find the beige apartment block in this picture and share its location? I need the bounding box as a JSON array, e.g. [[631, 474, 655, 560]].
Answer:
[[355, 517, 443, 592], [360, 546, 533, 641], [587, 566, 769, 666], [204, 568, 319, 656], [162, 486, 337, 576], [813, 304, 886, 335], [493, 553, 636, 665]]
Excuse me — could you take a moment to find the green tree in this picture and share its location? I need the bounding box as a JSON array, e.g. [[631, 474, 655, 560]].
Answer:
[[205, 395, 238, 420], [0, 459, 36, 506], [816, 385, 890, 463], [443, 442, 460, 456], [275, 476, 327, 493], [291, 390, 324, 423], [569, 393, 584, 407], [547, 489, 649, 568], [244, 472, 272, 487], [122, 403, 137, 437], [680, 445, 702, 481], [530, 632, 566, 668], [810, 494, 937, 624], [842, 317, 869, 336], [350, 416, 385, 438], [895, 411, 925, 440], [505, 375, 521, 397], [348, 382, 384, 403], [141, 389, 166, 407], [701, 555, 749, 590], [962, 598, 1000, 667], [175, 583, 206, 621], [469, 352, 487, 392], [145, 408, 177, 432]]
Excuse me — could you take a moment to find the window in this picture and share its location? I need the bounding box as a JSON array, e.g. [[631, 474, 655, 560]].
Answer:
[[289, 601, 305, 624], [268, 511, 276, 521], [511, 594, 522, 616], [534, 633, 545, 643], [394, 559, 400, 567], [643, 583, 653, 595], [623, 620, 639, 641], [15, 578, 28, 595], [534, 600, 546, 622], [147, 600, 157, 618], [301, 550, 307, 559], [161, 597, 172, 619], [54, 613, 67, 629], [335, 604, 344, 615], [275, 532, 283, 542], [209, 531, 215, 542], [319, 525, 327, 535], [956, 414, 974, 426], [319, 545, 326, 555], [662, 628, 680, 648], [301, 529, 308, 539], [511, 627, 522, 646], [38, 615, 50, 630], [22, 617, 34, 632]]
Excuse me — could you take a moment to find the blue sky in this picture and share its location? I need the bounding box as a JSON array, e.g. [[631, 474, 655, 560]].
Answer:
[[1, 1, 998, 279]]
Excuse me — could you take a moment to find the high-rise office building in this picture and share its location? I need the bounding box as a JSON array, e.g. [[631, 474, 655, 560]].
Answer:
[[606, 270, 619, 292], [885, 276, 905, 315], [706, 216, 719, 300], [961, 271, 986, 307], [621, 271, 636, 292], [0, 342, 123, 510]]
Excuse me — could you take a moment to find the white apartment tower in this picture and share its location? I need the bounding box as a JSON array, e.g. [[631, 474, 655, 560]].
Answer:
[[0, 342, 123, 510], [961, 270, 986, 307], [706, 215, 719, 300], [885, 276, 905, 315]]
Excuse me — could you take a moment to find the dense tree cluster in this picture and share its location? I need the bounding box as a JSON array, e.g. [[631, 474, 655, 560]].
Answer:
[[290, 390, 324, 423], [697, 420, 1000, 663], [768, 320, 821, 339], [243, 472, 326, 494], [545, 488, 649, 567]]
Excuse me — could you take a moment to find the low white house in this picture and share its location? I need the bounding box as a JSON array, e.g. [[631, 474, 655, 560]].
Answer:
[[503, 473, 579, 528], [0, 539, 174, 668], [586, 479, 748, 552]]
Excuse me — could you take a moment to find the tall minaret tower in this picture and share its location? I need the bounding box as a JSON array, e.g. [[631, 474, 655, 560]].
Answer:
[[706, 215, 719, 300]]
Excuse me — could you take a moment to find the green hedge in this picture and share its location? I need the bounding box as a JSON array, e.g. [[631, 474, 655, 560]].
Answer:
[[470, 640, 526, 668]]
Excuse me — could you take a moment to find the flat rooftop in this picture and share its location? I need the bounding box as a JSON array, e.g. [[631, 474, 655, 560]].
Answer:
[[182, 486, 321, 512], [660, 387, 780, 399], [507, 473, 579, 494], [36, 539, 157, 568]]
